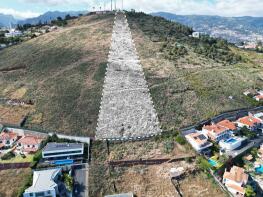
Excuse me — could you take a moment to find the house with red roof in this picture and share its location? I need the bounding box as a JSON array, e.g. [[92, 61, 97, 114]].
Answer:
[[217, 120, 237, 131], [254, 94, 263, 102], [0, 130, 18, 148], [17, 135, 44, 154], [202, 123, 231, 142], [236, 115, 262, 130], [223, 166, 248, 197]]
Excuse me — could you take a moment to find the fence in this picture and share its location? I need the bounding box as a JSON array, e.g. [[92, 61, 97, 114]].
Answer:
[[181, 105, 263, 134], [0, 162, 31, 171], [108, 156, 196, 167]]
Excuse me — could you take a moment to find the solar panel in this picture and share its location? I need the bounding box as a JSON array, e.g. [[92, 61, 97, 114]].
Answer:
[[198, 135, 206, 140]]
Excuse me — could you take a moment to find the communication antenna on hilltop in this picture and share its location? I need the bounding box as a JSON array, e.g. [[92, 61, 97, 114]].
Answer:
[[111, 0, 113, 11], [115, 0, 117, 10], [122, 0, 124, 10]]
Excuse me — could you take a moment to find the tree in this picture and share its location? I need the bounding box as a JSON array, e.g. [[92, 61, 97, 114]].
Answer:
[[65, 14, 71, 20], [240, 126, 256, 139], [196, 156, 211, 172], [64, 174, 73, 191], [245, 185, 256, 197], [250, 148, 259, 159]]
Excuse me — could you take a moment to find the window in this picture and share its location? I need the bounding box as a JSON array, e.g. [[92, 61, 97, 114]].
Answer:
[[29, 193, 33, 197], [43, 150, 82, 157]]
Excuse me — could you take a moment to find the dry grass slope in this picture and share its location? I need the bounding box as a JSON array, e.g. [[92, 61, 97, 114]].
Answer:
[[0, 14, 114, 136], [127, 12, 263, 131], [0, 168, 32, 197]]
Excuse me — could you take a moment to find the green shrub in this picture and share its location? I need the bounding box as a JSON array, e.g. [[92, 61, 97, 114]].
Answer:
[[63, 174, 73, 191], [175, 135, 186, 145], [163, 140, 174, 153], [1, 151, 15, 160]]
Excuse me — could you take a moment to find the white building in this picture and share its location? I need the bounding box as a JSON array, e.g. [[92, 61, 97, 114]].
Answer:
[[202, 123, 231, 142], [5, 29, 22, 38], [219, 137, 247, 151], [42, 143, 84, 159], [223, 166, 248, 197], [185, 132, 212, 152], [236, 115, 262, 130], [192, 32, 200, 38], [23, 168, 61, 197]]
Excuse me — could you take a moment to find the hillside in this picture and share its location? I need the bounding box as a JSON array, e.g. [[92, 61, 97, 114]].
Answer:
[[152, 12, 263, 43], [0, 13, 114, 136], [1, 11, 262, 138], [126, 12, 263, 132], [88, 12, 263, 197]]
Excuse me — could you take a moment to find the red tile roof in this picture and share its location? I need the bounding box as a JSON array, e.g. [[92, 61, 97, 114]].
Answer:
[[255, 95, 263, 100], [223, 166, 248, 184], [217, 120, 237, 131], [203, 124, 228, 134], [0, 131, 18, 141], [225, 183, 245, 194], [237, 116, 262, 127], [18, 135, 43, 146]]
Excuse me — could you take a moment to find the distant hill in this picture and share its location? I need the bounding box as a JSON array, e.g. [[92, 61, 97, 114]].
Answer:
[[152, 12, 263, 44], [18, 11, 88, 25], [0, 14, 17, 27]]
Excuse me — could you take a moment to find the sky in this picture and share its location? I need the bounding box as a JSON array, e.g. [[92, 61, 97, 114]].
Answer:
[[0, 0, 263, 19]]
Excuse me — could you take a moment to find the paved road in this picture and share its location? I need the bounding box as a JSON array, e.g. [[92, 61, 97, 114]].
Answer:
[[73, 164, 89, 197]]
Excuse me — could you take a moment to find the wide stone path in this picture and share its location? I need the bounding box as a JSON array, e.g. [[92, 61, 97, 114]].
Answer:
[[96, 12, 162, 140]]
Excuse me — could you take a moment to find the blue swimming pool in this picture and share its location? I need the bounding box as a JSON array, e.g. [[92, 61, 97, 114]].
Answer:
[[208, 159, 218, 167], [53, 159, 74, 165], [255, 165, 263, 174], [225, 138, 237, 143]]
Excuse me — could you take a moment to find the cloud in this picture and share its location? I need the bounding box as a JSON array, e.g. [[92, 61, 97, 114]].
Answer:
[[16, 0, 263, 17], [0, 8, 40, 19]]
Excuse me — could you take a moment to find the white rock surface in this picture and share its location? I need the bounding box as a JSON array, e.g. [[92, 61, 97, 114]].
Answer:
[[96, 12, 162, 140]]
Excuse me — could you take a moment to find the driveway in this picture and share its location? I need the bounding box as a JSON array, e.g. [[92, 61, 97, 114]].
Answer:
[[73, 164, 89, 197]]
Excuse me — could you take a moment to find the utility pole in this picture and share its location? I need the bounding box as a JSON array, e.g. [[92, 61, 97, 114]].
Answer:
[[115, 0, 117, 10], [111, 0, 112, 11], [122, 0, 124, 10]]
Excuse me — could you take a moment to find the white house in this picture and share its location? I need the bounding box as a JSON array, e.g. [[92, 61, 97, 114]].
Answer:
[[223, 166, 248, 197], [185, 132, 212, 152], [17, 135, 44, 154], [192, 32, 200, 38], [42, 143, 84, 160], [5, 29, 22, 38], [236, 115, 262, 130], [254, 94, 263, 102], [0, 130, 18, 148], [219, 137, 247, 151], [202, 123, 231, 142], [23, 168, 61, 197]]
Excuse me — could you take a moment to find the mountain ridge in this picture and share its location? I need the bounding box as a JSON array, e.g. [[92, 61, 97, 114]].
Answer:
[[152, 12, 263, 43], [0, 11, 88, 27]]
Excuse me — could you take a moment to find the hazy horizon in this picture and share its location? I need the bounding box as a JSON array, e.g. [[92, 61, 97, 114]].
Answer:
[[0, 0, 263, 19]]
